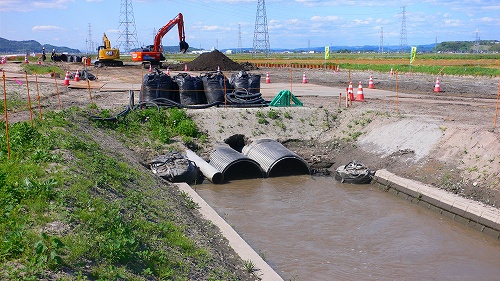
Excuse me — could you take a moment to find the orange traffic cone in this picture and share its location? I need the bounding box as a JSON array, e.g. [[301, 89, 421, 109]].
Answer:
[[184, 64, 188, 71], [347, 81, 354, 101], [433, 77, 441, 92], [302, 72, 308, 84], [368, 75, 375, 89], [265, 72, 271, 84], [166, 68, 170, 75], [74, 70, 80, 82], [355, 81, 365, 101], [63, 71, 70, 86]]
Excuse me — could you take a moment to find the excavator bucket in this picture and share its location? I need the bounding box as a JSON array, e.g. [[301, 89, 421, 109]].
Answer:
[[179, 41, 189, 53]]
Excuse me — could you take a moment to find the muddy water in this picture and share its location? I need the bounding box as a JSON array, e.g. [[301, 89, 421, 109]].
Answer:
[[195, 175, 500, 281]]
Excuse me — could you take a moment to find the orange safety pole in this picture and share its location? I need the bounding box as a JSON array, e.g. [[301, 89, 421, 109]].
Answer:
[[395, 71, 399, 113], [223, 73, 227, 108], [53, 71, 61, 109], [87, 78, 94, 108], [25, 71, 34, 127], [494, 79, 500, 128], [2, 71, 10, 158], [34, 71, 43, 121]]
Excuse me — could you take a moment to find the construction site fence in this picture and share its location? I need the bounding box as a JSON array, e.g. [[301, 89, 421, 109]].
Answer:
[[253, 63, 338, 70]]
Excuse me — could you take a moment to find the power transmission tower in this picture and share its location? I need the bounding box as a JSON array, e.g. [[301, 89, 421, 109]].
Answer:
[[86, 23, 94, 55], [117, 0, 139, 53], [399, 5, 408, 53], [379, 28, 383, 53], [237, 24, 242, 53], [474, 29, 480, 53], [253, 0, 270, 57]]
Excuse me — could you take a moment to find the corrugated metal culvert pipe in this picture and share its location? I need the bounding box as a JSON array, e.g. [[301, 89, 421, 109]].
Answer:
[[209, 143, 264, 182], [243, 138, 310, 177]]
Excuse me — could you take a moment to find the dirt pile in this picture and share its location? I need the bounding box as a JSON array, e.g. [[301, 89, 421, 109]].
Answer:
[[165, 50, 257, 71]]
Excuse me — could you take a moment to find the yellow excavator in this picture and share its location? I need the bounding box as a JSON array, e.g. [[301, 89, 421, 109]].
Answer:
[[95, 33, 123, 67]]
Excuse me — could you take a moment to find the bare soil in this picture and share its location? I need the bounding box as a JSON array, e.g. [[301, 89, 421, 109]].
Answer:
[[2, 56, 500, 278]]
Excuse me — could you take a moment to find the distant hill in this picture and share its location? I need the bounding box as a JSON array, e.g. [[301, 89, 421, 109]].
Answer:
[[0, 37, 81, 54]]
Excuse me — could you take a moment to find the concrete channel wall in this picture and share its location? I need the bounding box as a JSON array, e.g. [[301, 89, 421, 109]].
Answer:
[[373, 169, 500, 239], [175, 183, 284, 281]]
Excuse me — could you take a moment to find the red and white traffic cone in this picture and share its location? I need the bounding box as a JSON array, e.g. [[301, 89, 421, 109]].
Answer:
[[355, 81, 365, 101], [265, 72, 271, 84], [433, 77, 441, 92], [25, 55, 29, 63], [368, 75, 375, 89], [149, 64, 152, 72], [166, 68, 170, 75], [184, 64, 188, 71], [347, 81, 354, 101], [390, 68, 394, 76], [217, 66, 220, 74], [63, 71, 70, 86], [74, 70, 80, 82], [302, 72, 308, 84]]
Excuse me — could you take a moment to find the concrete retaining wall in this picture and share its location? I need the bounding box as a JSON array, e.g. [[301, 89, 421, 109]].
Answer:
[[373, 169, 500, 239], [175, 183, 284, 281]]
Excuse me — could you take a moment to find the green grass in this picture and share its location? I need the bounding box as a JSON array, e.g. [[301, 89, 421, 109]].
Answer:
[[22, 64, 64, 76], [0, 107, 241, 280]]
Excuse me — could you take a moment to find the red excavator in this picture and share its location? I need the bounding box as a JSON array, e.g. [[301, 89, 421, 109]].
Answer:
[[131, 13, 189, 68]]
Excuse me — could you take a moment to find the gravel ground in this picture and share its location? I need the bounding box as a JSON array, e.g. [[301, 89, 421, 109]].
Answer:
[[2, 60, 499, 207]]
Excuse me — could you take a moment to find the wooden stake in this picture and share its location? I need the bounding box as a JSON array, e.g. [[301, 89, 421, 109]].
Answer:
[[2, 71, 10, 158], [25, 71, 34, 127], [395, 71, 399, 113], [53, 71, 61, 109], [34, 71, 43, 121], [494, 79, 500, 128]]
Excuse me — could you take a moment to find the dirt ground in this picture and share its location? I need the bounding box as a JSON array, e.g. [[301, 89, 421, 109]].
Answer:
[[2, 58, 499, 210]]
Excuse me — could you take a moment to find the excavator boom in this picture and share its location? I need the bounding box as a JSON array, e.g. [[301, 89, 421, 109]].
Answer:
[[131, 13, 189, 66]]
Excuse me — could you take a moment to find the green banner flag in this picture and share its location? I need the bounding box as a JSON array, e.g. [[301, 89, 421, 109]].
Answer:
[[410, 46, 417, 64], [325, 46, 330, 60]]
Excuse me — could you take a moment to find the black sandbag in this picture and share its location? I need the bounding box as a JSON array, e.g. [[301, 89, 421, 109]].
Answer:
[[230, 70, 249, 90], [141, 68, 179, 104], [248, 73, 261, 94], [229, 70, 261, 94], [201, 72, 232, 104], [174, 73, 206, 105]]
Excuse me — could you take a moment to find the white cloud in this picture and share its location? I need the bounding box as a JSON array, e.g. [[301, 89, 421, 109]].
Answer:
[[310, 15, 341, 22], [32, 25, 64, 31]]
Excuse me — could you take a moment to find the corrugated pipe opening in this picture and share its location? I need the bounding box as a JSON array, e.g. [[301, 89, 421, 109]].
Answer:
[[243, 138, 310, 177], [267, 156, 311, 177], [209, 143, 264, 182]]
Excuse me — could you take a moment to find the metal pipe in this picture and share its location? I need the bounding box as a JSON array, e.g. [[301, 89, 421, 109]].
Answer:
[[185, 149, 224, 184]]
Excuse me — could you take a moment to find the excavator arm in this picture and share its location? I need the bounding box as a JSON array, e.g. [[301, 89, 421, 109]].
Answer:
[[131, 13, 189, 66], [153, 13, 189, 53], [103, 33, 111, 49]]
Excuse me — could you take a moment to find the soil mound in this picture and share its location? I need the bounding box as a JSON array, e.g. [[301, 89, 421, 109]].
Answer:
[[165, 50, 257, 71]]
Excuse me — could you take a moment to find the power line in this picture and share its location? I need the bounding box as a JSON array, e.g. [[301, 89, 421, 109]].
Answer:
[[253, 0, 270, 57]]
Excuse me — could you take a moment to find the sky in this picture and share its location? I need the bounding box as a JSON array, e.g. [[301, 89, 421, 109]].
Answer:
[[0, 0, 499, 52]]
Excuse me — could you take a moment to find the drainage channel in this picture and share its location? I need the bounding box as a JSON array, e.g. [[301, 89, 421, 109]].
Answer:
[[193, 175, 500, 281]]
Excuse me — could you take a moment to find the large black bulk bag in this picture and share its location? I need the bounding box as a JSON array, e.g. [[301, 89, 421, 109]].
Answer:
[[201, 72, 232, 104], [229, 70, 261, 94], [174, 73, 206, 105], [140, 68, 179, 104]]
